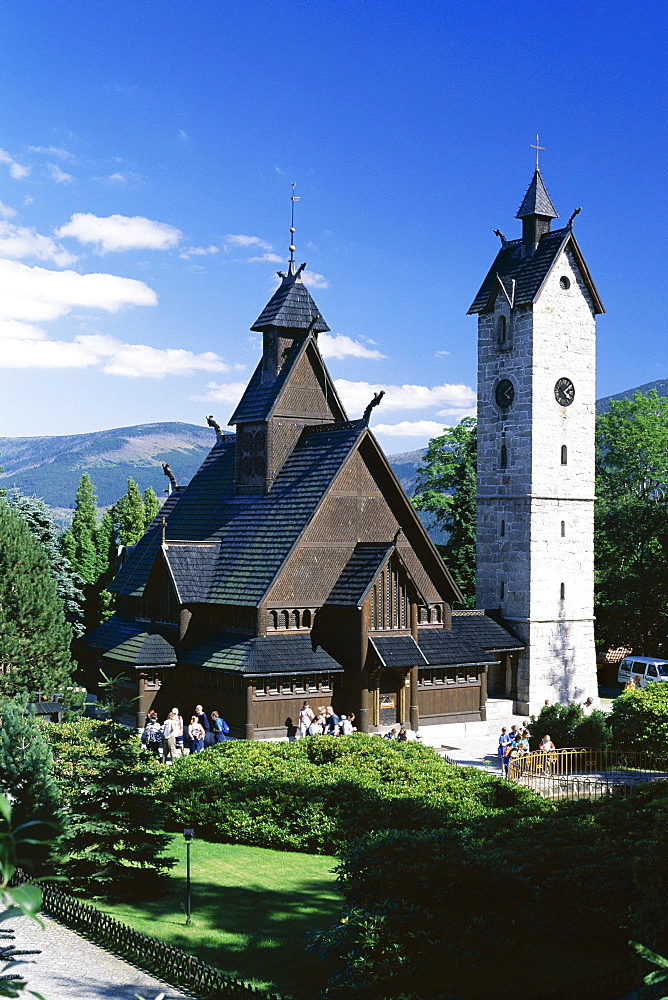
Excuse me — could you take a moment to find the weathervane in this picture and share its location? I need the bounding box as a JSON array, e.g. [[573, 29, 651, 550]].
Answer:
[[289, 181, 299, 261], [530, 134, 545, 171]]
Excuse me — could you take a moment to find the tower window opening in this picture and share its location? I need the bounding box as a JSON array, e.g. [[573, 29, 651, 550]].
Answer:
[[559, 275, 571, 290], [561, 520, 566, 537], [561, 444, 568, 465], [500, 443, 508, 469], [500, 519, 505, 537], [497, 315, 507, 345], [500, 581, 505, 600], [560, 582, 565, 600]]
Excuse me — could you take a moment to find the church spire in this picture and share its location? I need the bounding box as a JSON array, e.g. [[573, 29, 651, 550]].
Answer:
[[516, 168, 559, 256]]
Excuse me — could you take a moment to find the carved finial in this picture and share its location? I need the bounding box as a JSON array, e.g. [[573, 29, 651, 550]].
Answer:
[[493, 229, 507, 245], [289, 182, 300, 261], [362, 390, 385, 425], [306, 311, 321, 337], [567, 207, 582, 229], [206, 414, 223, 440], [161, 462, 177, 494]]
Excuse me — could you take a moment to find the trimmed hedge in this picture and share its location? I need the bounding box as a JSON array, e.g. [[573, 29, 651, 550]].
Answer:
[[610, 683, 668, 753], [160, 734, 538, 853], [529, 702, 611, 750]]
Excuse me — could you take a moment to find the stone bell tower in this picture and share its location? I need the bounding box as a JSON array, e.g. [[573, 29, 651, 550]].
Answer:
[[468, 163, 604, 714]]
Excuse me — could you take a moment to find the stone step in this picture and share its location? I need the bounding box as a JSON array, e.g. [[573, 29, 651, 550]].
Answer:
[[485, 698, 516, 719]]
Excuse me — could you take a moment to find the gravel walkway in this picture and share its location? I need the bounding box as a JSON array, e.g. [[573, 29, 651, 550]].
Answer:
[[6, 910, 197, 1000]]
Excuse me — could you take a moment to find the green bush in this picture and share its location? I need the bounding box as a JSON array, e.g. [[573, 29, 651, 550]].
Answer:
[[530, 702, 585, 749], [574, 710, 611, 749], [311, 781, 668, 999], [160, 734, 538, 853], [610, 683, 668, 754]]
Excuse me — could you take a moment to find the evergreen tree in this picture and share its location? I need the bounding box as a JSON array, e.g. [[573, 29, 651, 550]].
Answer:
[[7, 491, 86, 637], [117, 478, 146, 545], [0, 502, 74, 698], [143, 486, 160, 528], [0, 695, 64, 870], [45, 718, 175, 895], [63, 473, 99, 585], [412, 417, 477, 607]]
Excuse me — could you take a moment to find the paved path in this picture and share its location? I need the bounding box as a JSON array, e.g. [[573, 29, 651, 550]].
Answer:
[[7, 911, 197, 1000]]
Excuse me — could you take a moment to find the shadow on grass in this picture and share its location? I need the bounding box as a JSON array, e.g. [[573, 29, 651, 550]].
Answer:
[[109, 875, 341, 999]]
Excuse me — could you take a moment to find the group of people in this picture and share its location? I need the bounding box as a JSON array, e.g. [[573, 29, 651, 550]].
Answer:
[[141, 703, 230, 764], [297, 702, 356, 737], [498, 722, 557, 776]]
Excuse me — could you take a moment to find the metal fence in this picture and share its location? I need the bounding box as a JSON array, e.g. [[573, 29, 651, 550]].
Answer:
[[508, 747, 668, 800], [12, 871, 285, 1000]]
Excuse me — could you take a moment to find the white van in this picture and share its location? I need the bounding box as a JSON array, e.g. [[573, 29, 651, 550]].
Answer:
[[617, 656, 668, 688]]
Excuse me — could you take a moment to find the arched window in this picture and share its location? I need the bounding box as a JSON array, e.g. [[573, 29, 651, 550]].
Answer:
[[561, 445, 568, 465], [561, 520, 566, 537], [269, 610, 278, 630], [291, 609, 300, 629], [280, 609, 289, 629], [302, 609, 312, 628], [560, 582, 565, 600], [497, 315, 507, 345]]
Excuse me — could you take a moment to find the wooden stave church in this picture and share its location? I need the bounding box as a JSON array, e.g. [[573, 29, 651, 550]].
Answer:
[[76, 259, 523, 737]]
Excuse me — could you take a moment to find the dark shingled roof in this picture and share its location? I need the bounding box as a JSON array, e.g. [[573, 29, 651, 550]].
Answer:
[[251, 266, 330, 333], [110, 440, 237, 597], [324, 543, 393, 606], [180, 633, 344, 675], [207, 422, 364, 606], [417, 627, 499, 666], [516, 169, 558, 219], [164, 544, 219, 603], [78, 618, 177, 666], [229, 335, 347, 426], [370, 635, 428, 668], [450, 610, 524, 651], [468, 228, 604, 315]]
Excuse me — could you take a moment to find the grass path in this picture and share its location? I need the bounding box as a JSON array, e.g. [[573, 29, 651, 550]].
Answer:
[[94, 838, 341, 999]]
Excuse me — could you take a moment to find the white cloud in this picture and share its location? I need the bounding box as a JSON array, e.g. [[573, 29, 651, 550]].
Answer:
[[178, 129, 189, 141], [373, 420, 451, 438], [248, 252, 283, 263], [46, 163, 74, 183], [334, 380, 476, 416], [179, 245, 219, 260], [0, 201, 17, 219], [225, 234, 273, 251], [0, 258, 157, 323], [192, 381, 248, 404], [319, 333, 386, 360], [0, 319, 48, 340], [303, 271, 329, 289], [56, 213, 182, 253], [435, 350, 451, 358], [0, 149, 30, 180], [106, 172, 129, 184], [29, 145, 75, 159], [0, 222, 77, 266]]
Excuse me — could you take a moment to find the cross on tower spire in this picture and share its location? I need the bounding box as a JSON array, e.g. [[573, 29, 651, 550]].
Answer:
[[530, 134, 545, 171]]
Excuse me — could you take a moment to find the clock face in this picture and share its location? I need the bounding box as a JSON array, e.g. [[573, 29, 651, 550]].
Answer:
[[554, 377, 575, 407], [495, 379, 515, 410]]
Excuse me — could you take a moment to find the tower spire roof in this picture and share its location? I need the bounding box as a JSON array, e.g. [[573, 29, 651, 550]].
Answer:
[[516, 169, 559, 220]]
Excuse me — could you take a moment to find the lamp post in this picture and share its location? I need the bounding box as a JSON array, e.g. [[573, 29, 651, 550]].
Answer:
[[183, 828, 194, 925]]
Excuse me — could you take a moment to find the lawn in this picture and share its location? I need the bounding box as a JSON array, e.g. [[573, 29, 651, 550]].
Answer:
[[93, 837, 341, 999]]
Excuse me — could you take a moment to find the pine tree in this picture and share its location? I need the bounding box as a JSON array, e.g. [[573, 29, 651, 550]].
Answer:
[[7, 491, 86, 637], [45, 719, 175, 895], [0, 695, 65, 871], [412, 417, 477, 607], [143, 486, 160, 528], [0, 502, 74, 698], [117, 478, 146, 545], [64, 473, 99, 585]]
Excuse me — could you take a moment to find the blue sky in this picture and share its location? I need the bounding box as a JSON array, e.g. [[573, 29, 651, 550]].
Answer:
[[0, 0, 665, 454]]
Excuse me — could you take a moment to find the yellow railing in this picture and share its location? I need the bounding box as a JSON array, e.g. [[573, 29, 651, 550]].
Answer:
[[507, 747, 668, 800]]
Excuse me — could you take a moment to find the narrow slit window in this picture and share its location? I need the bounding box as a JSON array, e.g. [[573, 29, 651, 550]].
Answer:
[[560, 582, 565, 600], [497, 315, 507, 345], [561, 520, 566, 537], [500, 519, 505, 537], [500, 581, 505, 599], [500, 444, 508, 468], [561, 445, 568, 465]]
